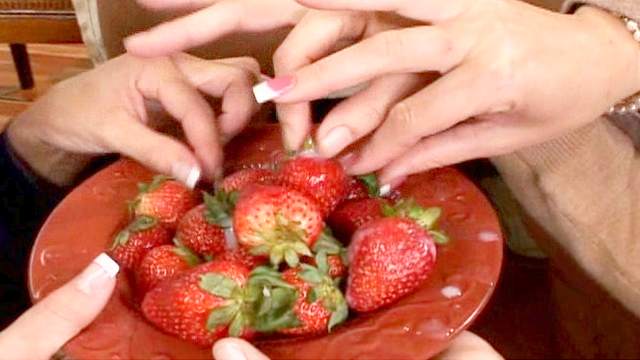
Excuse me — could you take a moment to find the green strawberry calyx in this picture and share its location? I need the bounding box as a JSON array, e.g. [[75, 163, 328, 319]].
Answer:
[[299, 263, 349, 332], [201, 266, 299, 336], [250, 214, 313, 267], [313, 228, 348, 266], [357, 174, 381, 198], [172, 238, 202, 267], [382, 198, 450, 244], [111, 215, 157, 249], [204, 191, 238, 228]]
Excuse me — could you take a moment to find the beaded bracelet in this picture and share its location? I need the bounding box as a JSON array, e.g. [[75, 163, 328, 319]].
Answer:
[[609, 16, 640, 115]]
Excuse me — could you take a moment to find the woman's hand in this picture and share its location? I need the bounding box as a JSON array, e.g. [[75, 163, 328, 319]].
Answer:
[[0, 254, 119, 359], [124, 0, 307, 58], [7, 53, 260, 186], [261, 0, 640, 184]]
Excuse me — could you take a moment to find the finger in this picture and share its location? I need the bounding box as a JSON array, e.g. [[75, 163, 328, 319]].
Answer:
[[316, 73, 433, 158], [273, 11, 367, 150], [378, 119, 524, 184], [137, 60, 222, 179], [347, 65, 489, 175], [270, 26, 465, 104], [434, 331, 504, 360], [136, 0, 214, 11], [213, 338, 270, 360], [104, 113, 203, 187], [125, 0, 305, 57], [173, 54, 261, 140], [296, 0, 471, 23], [0, 254, 118, 360]]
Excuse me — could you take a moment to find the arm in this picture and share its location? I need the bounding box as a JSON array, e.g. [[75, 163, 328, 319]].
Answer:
[[492, 0, 640, 318]]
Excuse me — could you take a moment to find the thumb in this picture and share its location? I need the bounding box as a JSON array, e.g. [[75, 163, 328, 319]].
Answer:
[[213, 338, 270, 360], [0, 253, 119, 360], [105, 114, 203, 188]]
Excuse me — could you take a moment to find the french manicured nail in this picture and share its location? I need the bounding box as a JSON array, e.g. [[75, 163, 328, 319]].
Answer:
[[389, 175, 407, 189], [76, 253, 119, 295], [214, 343, 247, 360], [172, 163, 201, 189], [253, 75, 296, 104], [319, 126, 352, 157], [379, 184, 392, 197]]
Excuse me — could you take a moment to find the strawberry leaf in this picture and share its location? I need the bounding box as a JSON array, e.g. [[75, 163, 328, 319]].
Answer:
[[394, 199, 441, 229], [112, 229, 130, 248], [299, 264, 323, 285], [129, 216, 157, 233], [284, 248, 299, 268], [204, 191, 235, 228], [249, 266, 295, 290], [172, 243, 201, 267], [315, 251, 329, 275], [252, 286, 300, 333], [200, 274, 238, 299], [228, 312, 245, 337], [358, 174, 380, 197], [250, 245, 270, 256], [328, 301, 348, 332], [269, 247, 285, 267], [429, 229, 450, 245], [207, 303, 240, 330]]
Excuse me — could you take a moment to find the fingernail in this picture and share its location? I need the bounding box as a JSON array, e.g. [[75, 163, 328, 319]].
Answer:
[[76, 253, 119, 295], [214, 343, 247, 360], [319, 126, 352, 156], [379, 184, 392, 197], [172, 163, 201, 189], [253, 75, 296, 104], [339, 152, 358, 169], [389, 175, 407, 189]]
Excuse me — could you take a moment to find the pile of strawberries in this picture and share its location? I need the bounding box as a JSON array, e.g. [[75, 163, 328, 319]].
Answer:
[[110, 154, 448, 347]]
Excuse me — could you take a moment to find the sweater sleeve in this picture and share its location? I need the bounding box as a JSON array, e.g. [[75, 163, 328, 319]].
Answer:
[[561, 0, 640, 20]]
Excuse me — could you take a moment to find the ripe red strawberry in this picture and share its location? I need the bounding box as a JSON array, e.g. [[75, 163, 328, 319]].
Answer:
[[328, 198, 388, 242], [233, 184, 323, 267], [176, 192, 236, 257], [277, 156, 348, 216], [279, 265, 348, 336], [217, 247, 267, 270], [142, 261, 251, 346], [220, 168, 276, 193], [133, 176, 199, 229], [142, 261, 299, 346], [111, 216, 172, 270], [347, 217, 437, 312], [136, 244, 201, 295], [344, 174, 380, 201], [308, 228, 348, 279]]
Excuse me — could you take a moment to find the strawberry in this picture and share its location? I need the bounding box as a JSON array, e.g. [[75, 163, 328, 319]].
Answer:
[[279, 264, 348, 336], [277, 156, 348, 216], [136, 243, 201, 295], [142, 261, 298, 346], [309, 228, 348, 279], [176, 191, 236, 257], [220, 168, 276, 193], [347, 217, 437, 312], [217, 247, 268, 270], [328, 198, 387, 242], [384, 198, 450, 245], [132, 175, 199, 229], [233, 184, 323, 267], [111, 216, 172, 270]]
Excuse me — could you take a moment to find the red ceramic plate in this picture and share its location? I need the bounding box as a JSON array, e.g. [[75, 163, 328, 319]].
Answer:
[[29, 126, 503, 360]]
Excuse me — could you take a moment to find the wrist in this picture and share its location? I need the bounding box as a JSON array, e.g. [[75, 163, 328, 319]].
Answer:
[[6, 109, 92, 186], [575, 6, 640, 105]]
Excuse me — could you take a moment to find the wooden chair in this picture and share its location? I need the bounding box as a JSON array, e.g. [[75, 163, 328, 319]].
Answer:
[[0, 0, 81, 96]]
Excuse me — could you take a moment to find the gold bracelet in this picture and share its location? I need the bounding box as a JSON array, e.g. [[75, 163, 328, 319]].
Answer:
[[609, 16, 640, 115]]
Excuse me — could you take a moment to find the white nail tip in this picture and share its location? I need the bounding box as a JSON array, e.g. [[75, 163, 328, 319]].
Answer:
[[185, 166, 201, 190], [379, 184, 391, 197], [253, 81, 280, 104], [94, 253, 120, 278]]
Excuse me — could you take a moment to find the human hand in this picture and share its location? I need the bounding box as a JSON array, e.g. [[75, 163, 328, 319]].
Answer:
[[0, 253, 119, 359], [259, 0, 640, 184], [124, 0, 307, 58], [213, 338, 269, 360], [7, 53, 259, 186]]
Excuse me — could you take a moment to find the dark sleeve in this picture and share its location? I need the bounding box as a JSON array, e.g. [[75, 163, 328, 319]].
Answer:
[[0, 131, 66, 327]]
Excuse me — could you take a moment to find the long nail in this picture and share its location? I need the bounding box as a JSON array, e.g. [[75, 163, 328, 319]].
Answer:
[[172, 163, 201, 189], [253, 75, 296, 104], [339, 152, 358, 170], [76, 253, 119, 295], [319, 126, 352, 157]]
